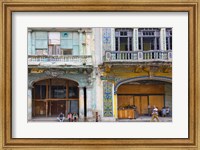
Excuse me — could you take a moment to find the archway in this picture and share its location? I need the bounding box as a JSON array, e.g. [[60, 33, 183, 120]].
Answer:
[[115, 77, 172, 119], [32, 78, 79, 117]]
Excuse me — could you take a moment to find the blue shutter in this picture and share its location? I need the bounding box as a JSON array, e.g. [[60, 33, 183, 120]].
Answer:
[[35, 32, 48, 49]]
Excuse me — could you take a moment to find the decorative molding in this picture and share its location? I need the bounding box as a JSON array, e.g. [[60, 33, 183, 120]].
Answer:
[[114, 76, 172, 93], [44, 69, 65, 78]]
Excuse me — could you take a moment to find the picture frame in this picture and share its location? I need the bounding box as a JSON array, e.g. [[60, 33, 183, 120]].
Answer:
[[0, 0, 199, 149]]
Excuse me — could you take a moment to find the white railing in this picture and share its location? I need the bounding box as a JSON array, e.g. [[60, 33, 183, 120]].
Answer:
[[104, 50, 172, 62], [28, 55, 93, 65]]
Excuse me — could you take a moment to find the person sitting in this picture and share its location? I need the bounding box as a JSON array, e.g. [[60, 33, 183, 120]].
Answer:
[[57, 112, 65, 122], [67, 113, 72, 122], [72, 112, 78, 122], [166, 107, 170, 117], [161, 107, 166, 117]]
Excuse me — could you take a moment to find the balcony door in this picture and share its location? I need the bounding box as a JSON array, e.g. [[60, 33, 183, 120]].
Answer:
[[115, 28, 133, 51]]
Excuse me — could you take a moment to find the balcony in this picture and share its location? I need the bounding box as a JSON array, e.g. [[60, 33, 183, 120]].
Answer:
[[104, 50, 172, 63], [28, 55, 93, 67]]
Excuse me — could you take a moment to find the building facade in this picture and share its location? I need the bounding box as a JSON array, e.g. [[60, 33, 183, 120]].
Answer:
[[28, 27, 172, 121]]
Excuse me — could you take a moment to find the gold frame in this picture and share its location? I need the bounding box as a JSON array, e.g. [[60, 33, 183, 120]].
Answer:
[[0, 0, 199, 149]]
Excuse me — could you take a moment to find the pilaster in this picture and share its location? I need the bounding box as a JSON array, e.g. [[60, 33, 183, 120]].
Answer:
[[28, 29, 32, 55], [78, 30, 83, 55], [133, 28, 139, 51], [27, 88, 32, 121], [160, 28, 167, 50], [79, 87, 84, 119]]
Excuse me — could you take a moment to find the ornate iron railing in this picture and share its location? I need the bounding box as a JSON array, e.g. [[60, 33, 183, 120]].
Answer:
[[28, 55, 93, 65], [104, 50, 172, 62]]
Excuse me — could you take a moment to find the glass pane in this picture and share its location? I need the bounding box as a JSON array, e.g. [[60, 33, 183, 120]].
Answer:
[[120, 37, 128, 51], [68, 87, 79, 98], [70, 101, 79, 114], [51, 86, 66, 98], [41, 85, 46, 99]]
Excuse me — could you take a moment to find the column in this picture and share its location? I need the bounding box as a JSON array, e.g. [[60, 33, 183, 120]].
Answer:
[[86, 86, 94, 118], [168, 37, 170, 50], [28, 29, 32, 55], [27, 88, 32, 121], [138, 37, 143, 60], [141, 37, 143, 51], [49, 101, 52, 116], [113, 94, 118, 119], [133, 28, 139, 51], [85, 31, 91, 55], [65, 101, 68, 116], [46, 101, 48, 117], [65, 80, 69, 116], [111, 28, 115, 51], [31, 31, 36, 55], [79, 87, 84, 119], [160, 28, 167, 50], [78, 30, 83, 55], [127, 37, 130, 51], [154, 37, 157, 50]]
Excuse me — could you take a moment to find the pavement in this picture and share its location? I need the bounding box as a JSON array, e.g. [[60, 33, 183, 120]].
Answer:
[[30, 116, 172, 122]]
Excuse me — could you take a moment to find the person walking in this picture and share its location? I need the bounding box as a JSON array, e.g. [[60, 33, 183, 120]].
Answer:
[[151, 106, 159, 122]]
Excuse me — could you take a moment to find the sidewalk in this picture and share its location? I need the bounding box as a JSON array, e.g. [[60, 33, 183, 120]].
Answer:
[[30, 116, 172, 122]]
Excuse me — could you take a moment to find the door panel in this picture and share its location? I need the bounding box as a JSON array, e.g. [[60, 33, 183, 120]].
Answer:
[[65, 100, 79, 114], [134, 96, 141, 114], [51, 101, 66, 116], [118, 96, 133, 108], [141, 96, 148, 114], [149, 95, 164, 110], [71, 100, 79, 114]]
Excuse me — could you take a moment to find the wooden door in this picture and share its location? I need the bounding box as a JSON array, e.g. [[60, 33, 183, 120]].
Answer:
[[57, 100, 66, 114], [149, 95, 164, 111], [118, 96, 133, 108], [134, 96, 141, 114], [141, 96, 148, 114], [51, 101, 66, 116]]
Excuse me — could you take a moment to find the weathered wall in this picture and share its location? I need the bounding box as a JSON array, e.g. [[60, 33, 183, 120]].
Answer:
[[165, 83, 172, 115]]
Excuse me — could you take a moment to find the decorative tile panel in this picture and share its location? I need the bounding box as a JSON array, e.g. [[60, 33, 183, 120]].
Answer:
[[102, 28, 112, 51], [103, 81, 113, 117]]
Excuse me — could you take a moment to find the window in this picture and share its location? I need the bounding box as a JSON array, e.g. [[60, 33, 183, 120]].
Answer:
[[48, 45, 61, 55], [166, 28, 172, 50], [48, 32, 61, 45], [35, 49, 48, 55], [138, 28, 160, 51], [68, 87, 79, 98], [115, 28, 133, 51], [62, 49, 72, 55], [34, 85, 46, 99], [48, 32, 61, 55], [51, 86, 66, 98]]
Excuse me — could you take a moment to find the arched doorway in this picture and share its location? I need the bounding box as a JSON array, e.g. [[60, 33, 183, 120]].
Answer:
[[32, 78, 79, 117], [116, 79, 172, 118]]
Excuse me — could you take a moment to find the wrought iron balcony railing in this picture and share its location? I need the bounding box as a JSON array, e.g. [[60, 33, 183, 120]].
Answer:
[[104, 50, 172, 62], [28, 55, 93, 66]]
